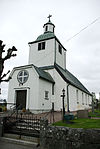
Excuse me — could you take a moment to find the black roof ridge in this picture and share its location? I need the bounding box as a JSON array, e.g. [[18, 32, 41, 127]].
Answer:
[[39, 65, 54, 70]]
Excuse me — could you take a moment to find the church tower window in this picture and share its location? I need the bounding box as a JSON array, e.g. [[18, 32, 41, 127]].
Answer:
[[38, 42, 45, 50], [45, 26, 48, 32], [58, 44, 62, 54]]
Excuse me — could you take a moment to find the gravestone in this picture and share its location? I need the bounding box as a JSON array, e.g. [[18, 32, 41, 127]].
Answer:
[[77, 110, 88, 118]]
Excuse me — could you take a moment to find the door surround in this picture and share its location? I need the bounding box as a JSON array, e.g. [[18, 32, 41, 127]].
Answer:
[[14, 87, 30, 110]]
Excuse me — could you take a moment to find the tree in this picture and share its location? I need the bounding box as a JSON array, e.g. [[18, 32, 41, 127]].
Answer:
[[0, 40, 17, 82]]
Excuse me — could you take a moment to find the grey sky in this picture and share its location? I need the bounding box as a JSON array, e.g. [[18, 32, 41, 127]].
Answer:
[[0, 0, 100, 99]]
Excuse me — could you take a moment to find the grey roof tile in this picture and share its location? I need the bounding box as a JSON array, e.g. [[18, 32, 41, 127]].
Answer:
[[55, 63, 91, 95], [36, 32, 55, 41], [34, 65, 55, 83]]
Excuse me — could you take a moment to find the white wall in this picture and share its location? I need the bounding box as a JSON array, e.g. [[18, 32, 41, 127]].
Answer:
[[38, 79, 53, 110], [68, 85, 92, 112], [28, 39, 55, 67], [55, 40, 66, 69], [46, 68, 67, 111]]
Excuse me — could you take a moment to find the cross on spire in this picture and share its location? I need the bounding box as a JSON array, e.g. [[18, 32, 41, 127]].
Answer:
[[47, 14, 52, 22]]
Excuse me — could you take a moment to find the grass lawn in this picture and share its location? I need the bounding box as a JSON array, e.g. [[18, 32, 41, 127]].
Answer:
[[53, 118, 100, 129], [88, 110, 100, 117]]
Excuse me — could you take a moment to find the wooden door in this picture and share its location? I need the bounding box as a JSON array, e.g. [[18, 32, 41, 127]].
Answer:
[[16, 90, 27, 110]]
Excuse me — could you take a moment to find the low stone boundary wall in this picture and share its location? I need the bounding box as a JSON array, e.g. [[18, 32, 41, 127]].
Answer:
[[40, 119, 100, 149], [1, 116, 100, 149]]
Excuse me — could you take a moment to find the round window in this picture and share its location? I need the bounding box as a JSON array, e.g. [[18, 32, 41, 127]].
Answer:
[[17, 70, 29, 84]]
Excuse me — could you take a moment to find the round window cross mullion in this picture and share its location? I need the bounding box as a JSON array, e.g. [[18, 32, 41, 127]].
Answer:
[[17, 70, 29, 84], [22, 71, 25, 83]]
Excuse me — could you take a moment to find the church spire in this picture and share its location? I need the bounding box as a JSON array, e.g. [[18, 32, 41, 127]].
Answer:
[[43, 15, 55, 33]]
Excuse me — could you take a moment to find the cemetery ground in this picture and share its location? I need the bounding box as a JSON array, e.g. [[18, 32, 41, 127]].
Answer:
[[53, 118, 100, 129], [53, 110, 100, 129]]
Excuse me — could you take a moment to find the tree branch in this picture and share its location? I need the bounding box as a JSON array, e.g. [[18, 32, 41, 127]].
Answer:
[[0, 40, 17, 83]]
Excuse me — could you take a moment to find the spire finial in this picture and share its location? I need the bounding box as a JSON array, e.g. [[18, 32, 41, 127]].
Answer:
[[47, 14, 52, 22]]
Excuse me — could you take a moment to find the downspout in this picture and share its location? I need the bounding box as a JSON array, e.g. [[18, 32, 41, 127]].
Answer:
[[67, 84, 70, 113]]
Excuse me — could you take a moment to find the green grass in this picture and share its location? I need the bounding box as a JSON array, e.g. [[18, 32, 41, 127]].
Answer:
[[53, 118, 100, 129], [88, 110, 100, 117]]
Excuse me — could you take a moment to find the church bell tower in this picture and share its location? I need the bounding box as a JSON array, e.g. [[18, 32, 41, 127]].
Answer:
[[28, 15, 66, 69]]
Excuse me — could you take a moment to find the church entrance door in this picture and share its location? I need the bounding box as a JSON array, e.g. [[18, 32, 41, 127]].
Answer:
[[16, 90, 27, 110]]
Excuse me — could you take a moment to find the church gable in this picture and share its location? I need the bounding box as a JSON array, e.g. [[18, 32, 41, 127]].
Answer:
[[9, 64, 55, 85], [8, 65, 39, 87]]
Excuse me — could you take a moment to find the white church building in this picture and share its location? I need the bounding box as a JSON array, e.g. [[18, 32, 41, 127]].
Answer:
[[8, 16, 92, 112]]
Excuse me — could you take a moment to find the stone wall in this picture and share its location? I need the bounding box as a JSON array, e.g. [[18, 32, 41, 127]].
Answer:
[[1, 116, 100, 149], [40, 119, 100, 149]]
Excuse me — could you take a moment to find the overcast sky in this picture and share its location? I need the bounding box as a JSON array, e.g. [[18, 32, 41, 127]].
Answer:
[[0, 0, 100, 99]]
